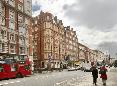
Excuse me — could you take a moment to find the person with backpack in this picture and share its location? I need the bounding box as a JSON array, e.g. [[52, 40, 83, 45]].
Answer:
[[99, 65, 107, 86]]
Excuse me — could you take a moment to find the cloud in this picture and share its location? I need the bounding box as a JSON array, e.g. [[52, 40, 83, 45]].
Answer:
[[75, 25, 117, 51], [98, 42, 117, 57], [32, 1, 41, 12], [32, 0, 117, 55], [63, 0, 117, 32], [32, 0, 75, 25]]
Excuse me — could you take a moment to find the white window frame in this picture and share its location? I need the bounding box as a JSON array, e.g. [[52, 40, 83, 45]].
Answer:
[[2, 43, 5, 52], [10, 44, 15, 53], [18, 4, 23, 12], [1, 30, 7, 39], [19, 47, 25, 54], [9, 0, 15, 7], [0, 6, 5, 26], [9, 9, 15, 30]]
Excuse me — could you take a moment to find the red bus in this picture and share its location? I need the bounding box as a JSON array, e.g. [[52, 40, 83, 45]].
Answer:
[[0, 56, 32, 80], [16, 57, 32, 78]]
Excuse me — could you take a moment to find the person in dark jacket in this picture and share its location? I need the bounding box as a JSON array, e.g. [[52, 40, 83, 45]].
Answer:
[[92, 66, 98, 85]]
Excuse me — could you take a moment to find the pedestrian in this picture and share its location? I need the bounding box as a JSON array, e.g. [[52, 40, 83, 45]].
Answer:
[[99, 65, 107, 86], [60, 62, 63, 71], [92, 66, 98, 86]]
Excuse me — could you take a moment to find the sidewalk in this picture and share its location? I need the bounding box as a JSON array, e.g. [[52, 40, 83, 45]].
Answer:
[[77, 68, 117, 86]]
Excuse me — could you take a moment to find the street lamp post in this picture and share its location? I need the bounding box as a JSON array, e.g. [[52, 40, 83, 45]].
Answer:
[[48, 45, 52, 71], [48, 53, 51, 71], [59, 43, 60, 62]]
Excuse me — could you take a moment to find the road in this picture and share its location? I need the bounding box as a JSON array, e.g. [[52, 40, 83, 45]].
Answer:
[[0, 70, 90, 86]]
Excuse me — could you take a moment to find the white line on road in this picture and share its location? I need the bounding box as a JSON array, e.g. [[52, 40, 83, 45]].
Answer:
[[2, 80, 21, 85], [10, 82, 15, 84], [56, 83, 60, 85], [4, 83, 9, 85], [35, 78, 38, 79], [16, 81, 21, 83], [0, 84, 3, 86], [55, 79, 68, 86], [72, 78, 75, 80]]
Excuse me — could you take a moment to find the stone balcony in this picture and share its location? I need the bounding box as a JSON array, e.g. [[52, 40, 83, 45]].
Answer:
[[0, 47, 8, 54], [0, 35, 8, 43]]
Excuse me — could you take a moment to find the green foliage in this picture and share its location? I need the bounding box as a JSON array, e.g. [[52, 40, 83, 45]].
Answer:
[[67, 61, 75, 66]]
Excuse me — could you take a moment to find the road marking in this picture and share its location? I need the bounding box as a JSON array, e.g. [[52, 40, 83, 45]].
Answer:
[[60, 81, 64, 84], [2, 80, 21, 85], [4, 83, 9, 85], [36, 78, 38, 79], [72, 78, 75, 80], [10, 82, 15, 84], [55, 79, 68, 86], [56, 83, 60, 85], [16, 81, 21, 83]]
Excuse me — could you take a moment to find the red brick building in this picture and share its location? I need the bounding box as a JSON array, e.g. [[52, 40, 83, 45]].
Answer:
[[0, 0, 33, 61], [78, 43, 90, 62], [64, 26, 79, 62], [33, 11, 66, 70]]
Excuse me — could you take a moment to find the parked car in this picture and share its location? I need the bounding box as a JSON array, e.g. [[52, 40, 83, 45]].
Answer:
[[75, 65, 81, 70], [68, 67, 76, 71], [84, 66, 92, 72]]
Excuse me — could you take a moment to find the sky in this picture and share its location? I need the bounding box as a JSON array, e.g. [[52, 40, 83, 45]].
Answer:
[[32, 0, 117, 57]]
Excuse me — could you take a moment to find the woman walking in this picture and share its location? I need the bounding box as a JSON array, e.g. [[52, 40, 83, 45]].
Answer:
[[99, 65, 107, 86]]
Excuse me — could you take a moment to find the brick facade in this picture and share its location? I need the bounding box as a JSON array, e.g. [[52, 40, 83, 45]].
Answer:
[[0, 0, 33, 62], [33, 12, 79, 70], [65, 26, 79, 62]]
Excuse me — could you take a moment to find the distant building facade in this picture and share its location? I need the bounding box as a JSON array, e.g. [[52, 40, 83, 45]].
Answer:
[[64, 26, 79, 62], [78, 43, 89, 62]]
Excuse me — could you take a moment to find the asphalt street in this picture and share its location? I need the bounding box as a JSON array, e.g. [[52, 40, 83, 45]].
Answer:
[[0, 70, 89, 86], [0, 67, 116, 86]]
